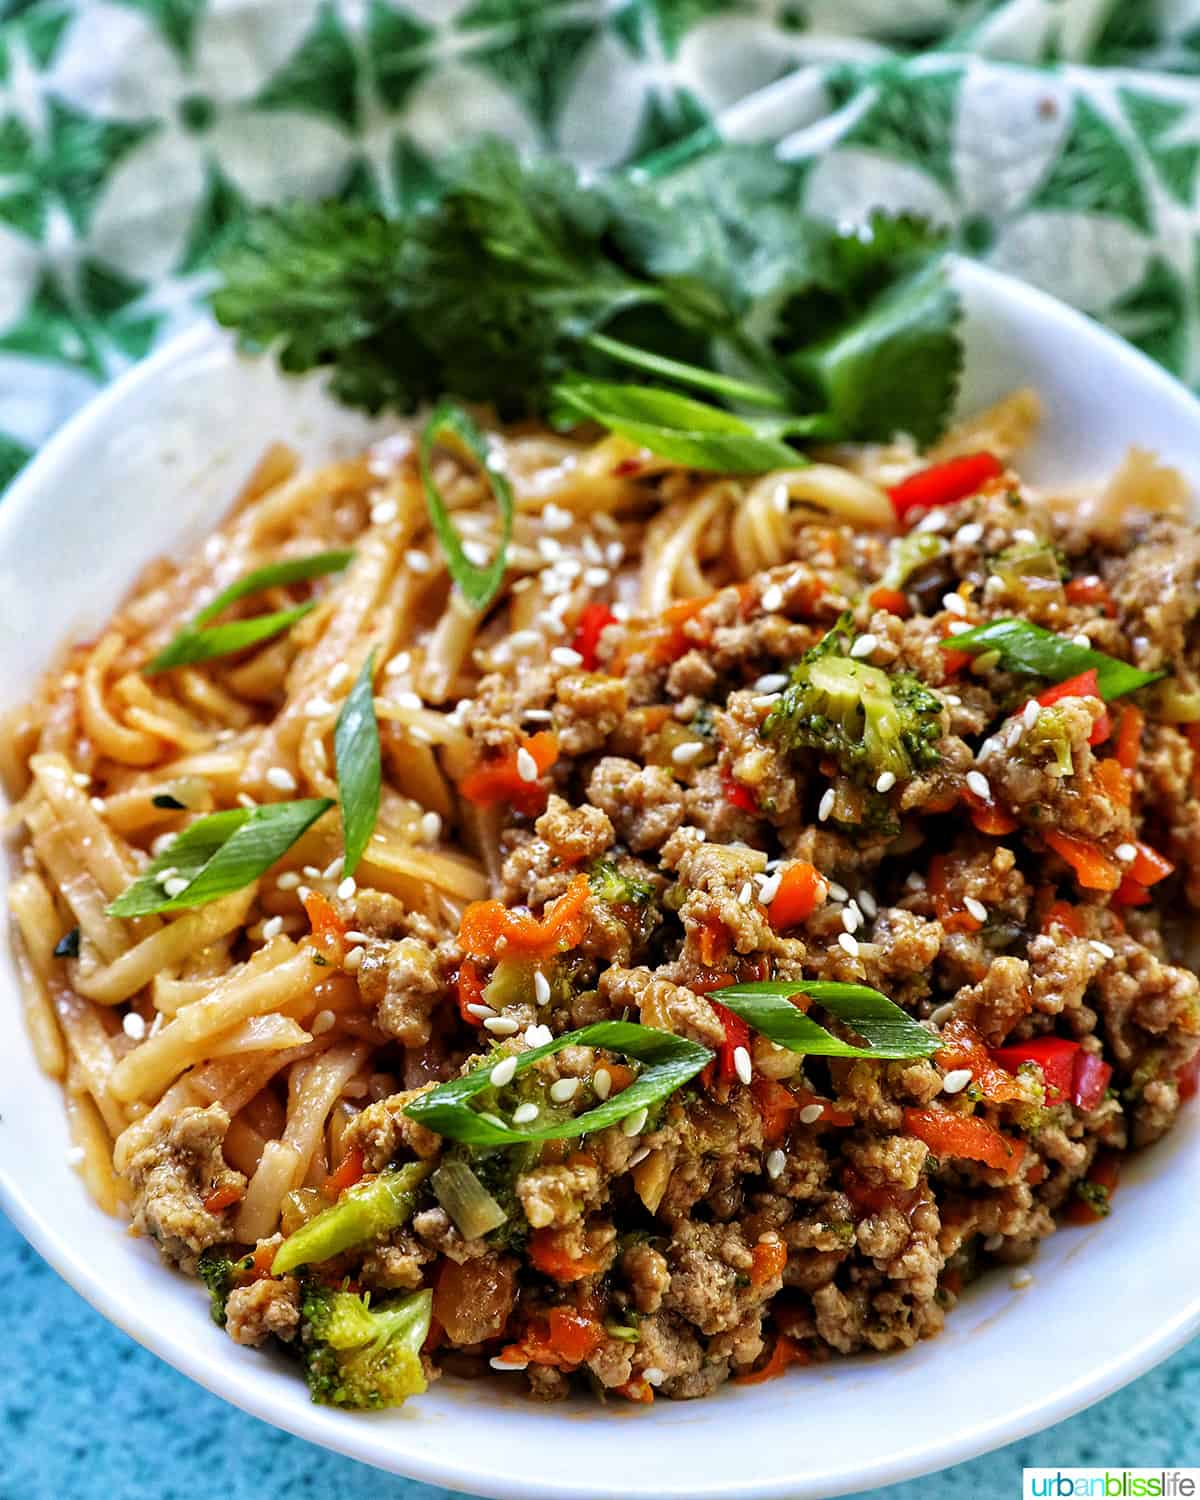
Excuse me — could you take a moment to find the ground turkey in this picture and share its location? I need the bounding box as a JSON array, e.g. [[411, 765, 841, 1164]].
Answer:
[[125, 1103, 245, 1273]]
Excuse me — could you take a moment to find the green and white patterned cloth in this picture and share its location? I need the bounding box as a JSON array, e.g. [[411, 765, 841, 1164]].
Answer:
[[3, 0, 1200, 493]]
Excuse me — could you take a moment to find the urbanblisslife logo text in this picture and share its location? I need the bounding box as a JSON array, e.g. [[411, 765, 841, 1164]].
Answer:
[[1024, 1471, 1199, 1498]]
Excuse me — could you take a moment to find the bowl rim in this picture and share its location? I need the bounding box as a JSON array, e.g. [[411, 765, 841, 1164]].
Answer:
[[3, 254, 1200, 1499]]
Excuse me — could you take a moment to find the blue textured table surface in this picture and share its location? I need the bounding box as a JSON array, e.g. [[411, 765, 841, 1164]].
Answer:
[[3, 1213, 1195, 1500]]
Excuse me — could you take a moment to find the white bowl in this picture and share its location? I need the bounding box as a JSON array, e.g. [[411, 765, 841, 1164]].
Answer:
[[2, 259, 1199, 1500]]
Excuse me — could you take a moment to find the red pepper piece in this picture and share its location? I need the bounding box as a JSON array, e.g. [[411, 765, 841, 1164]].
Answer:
[[888, 453, 1003, 528], [1071, 1051, 1113, 1112], [1113, 875, 1151, 907], [710, 1001, 752, 1087], [990, 1037, 1080, 1102], [1033, 669, 1110, 745], [721, 765, 758, 816], [571, 602, 617, 672], [1128, 841, 1174, 887]]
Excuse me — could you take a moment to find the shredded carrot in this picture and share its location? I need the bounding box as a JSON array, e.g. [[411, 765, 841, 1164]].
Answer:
[[734, 1334, 809, 1385], [459, 873, 590, 962], [456, 958, 487, 1026], [696, 915, 730, 967], [751, 1078, 802, 1145], [1114, 705, 1143, 772], [603, 1063, 637, 1094], [459, 731, 559, 814], [250, 1242, 276, 1278], [904, 1107, 1027, 1175], [1041, 899, 1084, 938], [767, 862, 827, 931], [928, 854, 984, 933], [528, 1228, 604, 1283], [749, 1238, 788, 1287], [1064, 574, 1116, 616], [1128, 840, 1174, 887], [867, 586, 910, 617], [1044, 830, 1121, 892], [302, 889, 346, 963], [325, 1145, 365, 1197], [203, 1184, 243, 1215], [617, 1378, 656, 1403], [1094, 756, 1131, 808], [935, 1017, 1025, 1103], [962, 785, 1018, 836]]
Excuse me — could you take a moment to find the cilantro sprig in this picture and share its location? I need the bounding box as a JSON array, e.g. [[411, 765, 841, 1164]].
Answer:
[[212, 139, 962, 461]]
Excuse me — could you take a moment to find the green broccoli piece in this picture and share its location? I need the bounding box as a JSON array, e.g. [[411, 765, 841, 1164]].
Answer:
[[589, 859, 654, 906], [877, 530, 946, 593], [197, 1247, 247, 1327], [1073, 1180, 1112, 1219], [272, 1161, 432, 1275], [764, 619, 943, 785], [1020, 703, 1075, 778], [301, 1285, 433, 1410]]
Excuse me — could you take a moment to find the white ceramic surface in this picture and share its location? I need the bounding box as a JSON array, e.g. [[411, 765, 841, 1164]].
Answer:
[[2, 259, 1199, 1500]]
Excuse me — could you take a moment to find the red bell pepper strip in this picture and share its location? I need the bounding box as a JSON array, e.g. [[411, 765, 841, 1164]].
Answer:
[[904, 1107, 1027, 1174], [767, 862, 827, 931], [1113, 705, 1143, 771], [867, 586, 910, 617], [1041, 899, 1084, 937], [456, 959, 487, 1026], [1128, 841, 1174, 887], [571, 602, 617, 672], [459, 874, 590, 962], [1113, 875, 1151, 907], [710, 1001, 752, 1087], [1032, 669, 1110, 746], [721, 766, 759, 816], [1043, 830, 1121, 892], [459, 731, 559, 814], [990, 1037, 1079, 1103], [734, 1333, 808, 1385], [1071, 1051, 1113, 1112], [888, 452, 1003, 528], [325, 1144, 366, 1197]]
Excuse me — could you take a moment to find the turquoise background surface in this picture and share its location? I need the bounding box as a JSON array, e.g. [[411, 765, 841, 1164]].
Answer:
[[2, 1210, 1195, 1499]]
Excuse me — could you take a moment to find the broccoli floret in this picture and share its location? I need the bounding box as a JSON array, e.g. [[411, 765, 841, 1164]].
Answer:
[[589, 859, 653, 906], [197, 1247, 248, 1327], [1073, 1180, 1112, 1219], [1020, 703, 1075, 778], [764, 619, 943, 785], [301, 1284, 433, 1410]]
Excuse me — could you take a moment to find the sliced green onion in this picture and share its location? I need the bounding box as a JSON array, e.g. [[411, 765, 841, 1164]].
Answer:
[[145, 549, 354, 673], [334, 650, 380, 877], [404, 1021, 712, 1147], [431, 1160, 508, 1239], [710, 980, 937, 1060], [419, 400, 514, 612], [940, 619, 1164, 700], [107, 798, 334, 916]]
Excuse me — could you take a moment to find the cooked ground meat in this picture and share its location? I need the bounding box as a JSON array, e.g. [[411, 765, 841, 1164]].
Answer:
[[126, 1104, 245, 1274], [225, 1276, 301, 1346]]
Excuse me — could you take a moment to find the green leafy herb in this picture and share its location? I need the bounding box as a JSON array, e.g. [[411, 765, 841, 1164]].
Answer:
[[419, 401, 514, 611], [145, 550, 353, 674], [710, 980, 938, 1059], [550, 377, 810, 472], [53, 927, 80, 958], [107, 798, 333, 916], [334, 651, 380, 877], [151, 793, 187, 810], [939, 619, 1164, 699], [404, 1021, 712, 1146], [212, 139, 960, 451]]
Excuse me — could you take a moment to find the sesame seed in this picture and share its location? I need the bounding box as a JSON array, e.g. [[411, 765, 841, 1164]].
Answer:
[[306, 695, 334, 716], [337, 876, 357, 901], [857, 889, 878, 919], [491, 1056, 518, 1087], [311, 1010, 335, 1036], [930, 1002, 955, 1025], [946, 620, 970, 636], [798, 1103, 823, 1125], [1014, 528, 1037, 544], [122, 1011, 146, 1041], [324, 857, 345, 881], [328, 664, 351, 691], [512, 1102, 539, 1125], [462, 539, 491, 567], [236, 793, 257, 809], [964, 896, 988, 923], [1114, 843, 1137, 862], [622, 1107, 648, 1137], [151, 832, 177, 857], [261, 915, 284, 941], [593, 1068, 612, 1100], [643, 1366, 665, 1387], [917, 508, 948, 532], [490, 1356, 528, 1372], [758, 871, 782, 905], [1071, 633, 1091, 649], [955, 522, 984, 546], [772, 482, 790, 513], [766, 1148, 786, 1179], [162, 877, 189, 898], [371, 498, 398, 525], [525, 1024, 553, 1048], [671, 741, 705, 766], [155, 866, 179, 885], [1090, 940, 1115, 960], [538, 537, 564, 561], [391, 689, 423, 709], [265, 766, 297, 792], [827, 881, 849, 902], [90, 796, 106, 813], [72, 771, 90, 787], [738, 882, 753, 906], [508, 629, 542, 651], [550, 1077, 580, 1104], [850, 633, 878, 659], [1010, 1270, 1034, 1290], [516, 747, 539, 783], [551, 646, 583, 668], [343, 946, 364, 972], [1022, 699, 1041, 729], [841, 907, 860, 934], [751, 693, 781, 710], [303, 865, 322, 880], [533, 970, 552, 1006], [297, 886, 311, 902], [875, 770, 896, 793], [629, 1146, 651, 1168], [838, 932, 860, 957], [905, 872, 926, 891], [966, 770, 991, 800], [420, 811, 442, 843], [754, 673, 788, 692], [942, 1068, 972, 1094], [761, 584, 784, 612], [65, 1146, 86, 1167], [466, 1003, 496, 1020], [343, 930, 368, 944], [584, 566, 610, 588], [523, 708, 553, 723], [818, 788, 836, 822], [733, 1046, 753, 1086], [541, 503, 572, 532], [484, 1016, 520, 1036], [944, 693, 961, 706]]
